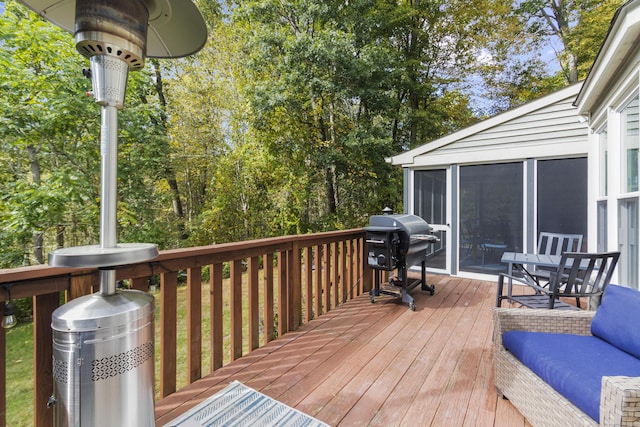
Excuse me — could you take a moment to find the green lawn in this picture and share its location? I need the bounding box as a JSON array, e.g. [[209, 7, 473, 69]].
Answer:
[[5, 320, 34, 427]]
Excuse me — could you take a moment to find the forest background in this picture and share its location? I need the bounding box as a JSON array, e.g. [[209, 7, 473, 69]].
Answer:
[[0, 0, 624, 268]]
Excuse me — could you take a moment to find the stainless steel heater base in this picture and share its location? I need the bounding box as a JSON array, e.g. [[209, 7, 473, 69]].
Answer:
[[51, 290, 155, 427]]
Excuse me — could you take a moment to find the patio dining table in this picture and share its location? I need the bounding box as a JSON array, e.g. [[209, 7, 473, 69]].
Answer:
[[500, 252, 563, 304], [501, 252, 562, 285]]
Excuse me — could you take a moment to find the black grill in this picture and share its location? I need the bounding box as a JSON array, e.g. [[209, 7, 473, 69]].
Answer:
[[364, 208, 437, 311]]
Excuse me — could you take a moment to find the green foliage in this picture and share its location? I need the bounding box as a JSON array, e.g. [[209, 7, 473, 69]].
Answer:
[[0, 0, 621, 266], [515, 0, 626, 84], [0, 1, 181, 266]]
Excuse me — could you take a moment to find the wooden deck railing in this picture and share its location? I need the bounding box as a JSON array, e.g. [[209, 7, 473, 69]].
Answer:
[[0, 229, 371, 427]]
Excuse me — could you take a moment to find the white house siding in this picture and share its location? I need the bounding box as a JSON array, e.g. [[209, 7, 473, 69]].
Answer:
[[392, 84, 587, 168], [575, 0, 640, 288]]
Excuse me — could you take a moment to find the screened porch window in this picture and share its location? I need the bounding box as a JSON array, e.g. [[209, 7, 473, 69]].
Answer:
[[537, 158, 587, 251], [459, 163, 523, 274], [414, 170, 446, 270]]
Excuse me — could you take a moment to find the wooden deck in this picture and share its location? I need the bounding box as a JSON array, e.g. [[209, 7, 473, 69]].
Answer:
[[155, 275, 530, 426]]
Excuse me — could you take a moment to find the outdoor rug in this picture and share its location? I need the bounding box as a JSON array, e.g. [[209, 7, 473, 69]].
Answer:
[[163, 380, 331, 427]]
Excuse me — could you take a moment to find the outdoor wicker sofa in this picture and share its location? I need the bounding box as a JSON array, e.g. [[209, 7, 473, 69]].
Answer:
[[493, 285, 640, 426]]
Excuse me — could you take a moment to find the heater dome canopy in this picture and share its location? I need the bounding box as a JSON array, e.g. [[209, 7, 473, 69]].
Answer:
[[17, 0, 207, 58]]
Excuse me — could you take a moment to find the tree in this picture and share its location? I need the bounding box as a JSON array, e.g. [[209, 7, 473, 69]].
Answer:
[[0, 0, 182, 266], [516, 0, 625, 84], [0, 1, 98, 266]]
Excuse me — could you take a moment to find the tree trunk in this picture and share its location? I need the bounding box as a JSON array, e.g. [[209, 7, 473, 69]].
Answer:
[[57, 224, 65, 249], [567, 52, 578, 84], [151, 59, 188, 239], [27, 144, 44, 264]]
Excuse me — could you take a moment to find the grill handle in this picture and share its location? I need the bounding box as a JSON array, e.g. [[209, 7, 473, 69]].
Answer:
[[414, 234, 440, 243], [366, 239, 386, 245]]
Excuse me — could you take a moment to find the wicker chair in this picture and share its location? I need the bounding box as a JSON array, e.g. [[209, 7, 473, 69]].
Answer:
[[493, 308, 640, 426]]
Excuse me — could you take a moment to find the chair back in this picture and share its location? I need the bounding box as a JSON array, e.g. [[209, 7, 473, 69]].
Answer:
[[550, 252, 620, 307], [537, 232, 583, 256]]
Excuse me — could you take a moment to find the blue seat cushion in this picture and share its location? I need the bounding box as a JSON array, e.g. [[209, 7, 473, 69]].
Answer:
[[503, 331, 640, 421], [591, 284, 640, 359]]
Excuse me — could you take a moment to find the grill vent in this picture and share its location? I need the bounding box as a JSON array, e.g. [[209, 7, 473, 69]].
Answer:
[[91, 341, 154, 382]]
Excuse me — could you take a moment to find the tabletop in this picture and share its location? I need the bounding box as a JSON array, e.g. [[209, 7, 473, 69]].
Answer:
[[500, 252, 561, 268]]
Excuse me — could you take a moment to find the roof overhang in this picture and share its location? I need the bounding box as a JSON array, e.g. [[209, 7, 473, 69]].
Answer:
[[389, 84, 582, 167], [575, 0, 640, 114]]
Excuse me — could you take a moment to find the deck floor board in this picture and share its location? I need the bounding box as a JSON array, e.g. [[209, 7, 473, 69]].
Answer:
[[155, 275, 529, 427]]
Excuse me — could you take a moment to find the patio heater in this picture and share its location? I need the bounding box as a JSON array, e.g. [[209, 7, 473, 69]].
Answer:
[[15, 0, 207, 425]]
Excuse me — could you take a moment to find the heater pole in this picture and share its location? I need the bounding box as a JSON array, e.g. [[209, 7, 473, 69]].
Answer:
[[100, 104, 119, 250], [99, 105, 119, 296]]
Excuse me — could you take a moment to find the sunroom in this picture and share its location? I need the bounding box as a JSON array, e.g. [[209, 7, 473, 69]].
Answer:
[[389, 83, 590, 281]]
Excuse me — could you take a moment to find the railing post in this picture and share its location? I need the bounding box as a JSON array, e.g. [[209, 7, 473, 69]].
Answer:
[[69, 273, 95, 300], [129, 276, 149, 292], [1, 309, 5, 427], [33, 292, 58, 427], [362, 241, 373, 293]]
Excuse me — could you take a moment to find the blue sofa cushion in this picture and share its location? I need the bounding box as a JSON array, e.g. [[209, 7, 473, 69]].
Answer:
[[591, 284, 640, 359], [591, 285, 640, 357], [503, 331, 640, 422]]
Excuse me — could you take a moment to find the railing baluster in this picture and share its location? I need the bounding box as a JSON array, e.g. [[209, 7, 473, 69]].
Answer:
[[230, 260, 243, 361], [332, 241, 339, 309], [314, 245, 322, 319], [286, 250, 295, 332], [291, 246, 302, 331], [160, 271, 178, 398], [354, 239, 364, 295], [263, 254, 274, 344], [323, 243, 331, 313], [210, 263, 223, 371], [341, 240, 347, 303], [304, 247, 313, 323], [248, 256, 260, 351], [187, 267, 201, 383], [278, 251, 288, 335]]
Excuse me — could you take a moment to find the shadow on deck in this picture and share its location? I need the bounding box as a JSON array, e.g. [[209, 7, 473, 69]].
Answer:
[[155, 275, 530, 426]]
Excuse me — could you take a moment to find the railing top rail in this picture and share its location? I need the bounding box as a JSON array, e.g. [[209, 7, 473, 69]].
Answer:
[[0, 228, 366, 302]]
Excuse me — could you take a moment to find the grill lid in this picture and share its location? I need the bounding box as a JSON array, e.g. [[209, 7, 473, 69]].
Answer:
[[365, 213, 432, 236]]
